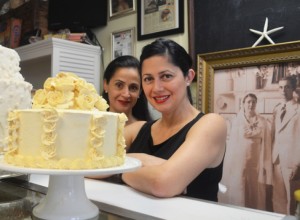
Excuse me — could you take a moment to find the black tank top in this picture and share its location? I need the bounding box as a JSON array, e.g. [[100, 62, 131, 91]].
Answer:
[[127, 113, 224, 202]]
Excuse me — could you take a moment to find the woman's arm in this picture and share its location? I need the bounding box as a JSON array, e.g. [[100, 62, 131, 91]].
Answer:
[[127, 153, 166, 167], [86, 121, 146, 180], [124, 121, 146, 150], [122, 113, 227, 198]]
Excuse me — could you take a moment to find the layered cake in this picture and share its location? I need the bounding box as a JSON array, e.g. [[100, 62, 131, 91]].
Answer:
[[5, 72, 127, 169], [0, 45, 32, 153]]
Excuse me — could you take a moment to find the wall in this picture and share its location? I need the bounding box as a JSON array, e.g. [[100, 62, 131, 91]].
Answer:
[[92, 0, 189, 90], [194, 0, 300, 54]]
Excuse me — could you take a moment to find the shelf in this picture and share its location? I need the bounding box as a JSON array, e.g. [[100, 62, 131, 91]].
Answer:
[[15, 38, 102, 92]]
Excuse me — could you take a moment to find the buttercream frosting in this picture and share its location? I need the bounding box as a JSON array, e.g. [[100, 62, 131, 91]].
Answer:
[[5, 109, 127, 169], [4, 72, 127, 169], [0, 45, 32, 153]]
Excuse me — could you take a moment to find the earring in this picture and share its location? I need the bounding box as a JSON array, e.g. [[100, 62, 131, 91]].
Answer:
[[105, 90, 108, 93]]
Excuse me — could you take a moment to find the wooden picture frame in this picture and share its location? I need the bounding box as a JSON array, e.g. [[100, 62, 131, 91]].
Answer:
[[137, 0, 184, 41], [197, 41, 300, 113], [111, 28, 135, 60], [198, 41, 300, 214], [109, 0, 136, 19], [188, 0, 195, 70]]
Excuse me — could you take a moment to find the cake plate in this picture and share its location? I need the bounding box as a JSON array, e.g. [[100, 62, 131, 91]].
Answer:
[[0, 156, 141, 220]]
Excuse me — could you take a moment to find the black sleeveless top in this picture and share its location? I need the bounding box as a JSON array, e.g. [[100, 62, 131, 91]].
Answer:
[[127, 113, 224, 202]]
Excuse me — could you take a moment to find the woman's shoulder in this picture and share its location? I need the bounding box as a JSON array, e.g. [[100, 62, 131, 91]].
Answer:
[[199, 112, 226, 124], [188, 112, 226, 167], [124, 120, 148, 148], [192, 112, 227, 137], [126, 120, 148, 132]]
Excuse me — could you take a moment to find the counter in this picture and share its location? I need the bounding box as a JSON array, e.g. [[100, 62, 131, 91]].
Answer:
[[28, 174, 291, 220], [0, 175, 128, 220]]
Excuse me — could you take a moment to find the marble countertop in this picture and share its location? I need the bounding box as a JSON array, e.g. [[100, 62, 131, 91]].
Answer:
[[29, 174, 288, 220]]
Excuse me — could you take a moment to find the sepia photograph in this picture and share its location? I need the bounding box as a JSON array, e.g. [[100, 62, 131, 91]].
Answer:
[[198, 41, 300, 215], [109, 0, 136, 19]]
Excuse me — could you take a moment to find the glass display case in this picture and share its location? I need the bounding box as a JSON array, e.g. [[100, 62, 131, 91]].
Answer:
[[0, 176, 134, 220]]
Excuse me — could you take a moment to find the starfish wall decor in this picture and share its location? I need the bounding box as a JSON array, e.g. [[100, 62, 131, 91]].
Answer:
[[249, 17, 284, 47]]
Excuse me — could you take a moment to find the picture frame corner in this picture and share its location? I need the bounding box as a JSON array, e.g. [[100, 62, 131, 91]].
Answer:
[[137, 0, 184, 41], [197, 41, 300, 113], [109, 0, 136, 20]]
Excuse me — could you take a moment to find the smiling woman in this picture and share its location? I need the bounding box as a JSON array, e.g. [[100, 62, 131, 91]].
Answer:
[[102, 55, 151, 126], [120, 39, 227, 201]]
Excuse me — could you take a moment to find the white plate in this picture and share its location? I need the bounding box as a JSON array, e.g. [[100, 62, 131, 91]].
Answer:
[[0, 156, 141, 176]]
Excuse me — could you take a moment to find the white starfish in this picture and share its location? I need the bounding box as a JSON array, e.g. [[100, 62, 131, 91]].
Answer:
[[249, 17, 284, 47]]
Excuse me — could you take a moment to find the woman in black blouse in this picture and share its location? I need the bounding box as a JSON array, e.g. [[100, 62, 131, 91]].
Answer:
[[122, 39, 227, 201]]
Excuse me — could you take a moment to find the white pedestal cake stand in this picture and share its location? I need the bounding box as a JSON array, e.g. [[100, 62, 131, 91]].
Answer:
[[0, 156, 141, 220]]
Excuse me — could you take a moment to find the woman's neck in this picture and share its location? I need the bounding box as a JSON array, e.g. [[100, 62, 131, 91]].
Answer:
[[244, 111, 256, 123], [109, 109, 137, 126], [160, 103, 198, 127], [245, 111, 255, 118], [125, 114, 138, 126]]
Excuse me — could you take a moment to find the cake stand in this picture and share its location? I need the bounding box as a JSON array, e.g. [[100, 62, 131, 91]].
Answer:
[[0, 156, 141, 220]]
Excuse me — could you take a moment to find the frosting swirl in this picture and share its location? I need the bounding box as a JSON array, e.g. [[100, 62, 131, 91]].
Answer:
[[32, 72, 108, 111], [41, 109, 59, 160]]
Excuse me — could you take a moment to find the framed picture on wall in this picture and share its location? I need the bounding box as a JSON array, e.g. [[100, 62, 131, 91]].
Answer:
[[137, 0, 184, 41], [111, 28, 135, 60], [197, 41, 300, 215], [196, 41, 300, 113], [109, 0, 136, 19]]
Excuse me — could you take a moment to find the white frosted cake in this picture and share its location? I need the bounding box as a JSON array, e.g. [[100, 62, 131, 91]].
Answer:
[[0, 45, 32, 153], [4, 72, 127, 169]]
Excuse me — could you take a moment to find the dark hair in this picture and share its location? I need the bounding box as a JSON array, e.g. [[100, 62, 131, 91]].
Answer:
[[102, 55, 152, 121], [281, 75, 297, 90], [140, 38, 194, 104], [242, 93, 257, 104]]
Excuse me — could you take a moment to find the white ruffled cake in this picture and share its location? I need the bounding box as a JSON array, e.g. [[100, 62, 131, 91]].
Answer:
[[4, 72, 127, 169], [0, 45, 33, 153]]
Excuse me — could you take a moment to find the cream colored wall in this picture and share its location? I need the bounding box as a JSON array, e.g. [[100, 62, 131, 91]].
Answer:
[[93, 1, 190, 118], [92, 1, 189, 91]]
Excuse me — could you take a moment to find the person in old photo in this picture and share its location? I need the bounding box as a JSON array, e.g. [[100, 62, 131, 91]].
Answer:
[[221, 93, 272, 210], [272, 75, 300, 215]]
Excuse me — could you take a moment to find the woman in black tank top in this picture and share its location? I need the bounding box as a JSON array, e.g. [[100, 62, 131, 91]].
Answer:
[[119, 39, 226, 202]]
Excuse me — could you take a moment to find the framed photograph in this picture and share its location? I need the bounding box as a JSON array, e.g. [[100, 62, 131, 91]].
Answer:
[[137, 0, 184, 41], [197, 41, 300, 113], [197, 41, 300, 215], [109, 0, 136, 19], [187, 0, 196, 70], [111, 28, 135, 60]]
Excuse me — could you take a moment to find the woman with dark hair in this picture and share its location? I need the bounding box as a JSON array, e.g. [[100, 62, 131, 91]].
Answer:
[[221, 93, 272, 210], [121, 39, 227, 201], [102, 55, 151, 125]]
